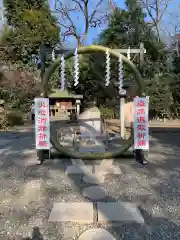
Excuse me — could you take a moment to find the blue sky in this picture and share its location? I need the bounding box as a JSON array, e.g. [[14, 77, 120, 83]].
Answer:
[[49, 0, 180, 47], [0, 0, 179, 45], [49, 0, 125, 46]]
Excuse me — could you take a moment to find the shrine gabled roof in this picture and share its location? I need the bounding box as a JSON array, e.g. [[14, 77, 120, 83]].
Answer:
[[48, 89, 83, 99]]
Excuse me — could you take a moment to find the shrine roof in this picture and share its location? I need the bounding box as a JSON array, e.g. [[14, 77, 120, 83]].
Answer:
[[48, 89, 83, 99]]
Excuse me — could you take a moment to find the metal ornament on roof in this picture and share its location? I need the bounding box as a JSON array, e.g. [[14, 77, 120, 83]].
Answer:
[[118, 54, 126, 95], [105, 49, 110, 86], [60, 54, 65, 90], [74, 48, 79, 86]]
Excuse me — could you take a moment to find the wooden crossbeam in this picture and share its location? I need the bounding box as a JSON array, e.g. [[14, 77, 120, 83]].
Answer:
[[113, 49, 146, 53]]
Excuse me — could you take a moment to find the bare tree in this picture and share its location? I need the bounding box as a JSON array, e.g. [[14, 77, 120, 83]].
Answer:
[[141, 0, 174, 41], [158, 4, 180, 51], [53, 0, 116, 46], [167, 16, 180, 55]]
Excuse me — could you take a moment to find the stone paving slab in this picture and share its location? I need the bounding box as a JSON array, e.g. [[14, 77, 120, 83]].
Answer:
[[78, 228, 116, 240], [49, 202, 94, 223], [79, 145, 106, 153], [82, 186, 108, 201], [71, 159, 86, 165], [65, 165, 93, 175], [63, 225, 79, 240], [83, 173, 105, 184], [96, 158, 122, 175], [94, 165, 122, 174], [97, 202, 144, 224]]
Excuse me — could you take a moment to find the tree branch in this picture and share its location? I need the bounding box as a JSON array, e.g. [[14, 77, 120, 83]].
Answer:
[[55, 0, 113, 46], [89, 0, 104, 23], [81, 0, 89, 45], [72, 0, 84, 13], [158, 0, 172, 23], [141, 0, 173, 41], [56, 2, 80, 43]]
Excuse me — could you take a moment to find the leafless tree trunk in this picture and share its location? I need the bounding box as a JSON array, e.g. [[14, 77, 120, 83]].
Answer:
[[53, 0, 116, 46], [141, 0, 173, 41]]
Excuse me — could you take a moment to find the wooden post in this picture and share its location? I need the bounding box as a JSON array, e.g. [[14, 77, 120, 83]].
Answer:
[[0, 7, 5, 26], [140, 42, 145, 69], [113, 45, 146, 139], [120, 97, 125, 138]]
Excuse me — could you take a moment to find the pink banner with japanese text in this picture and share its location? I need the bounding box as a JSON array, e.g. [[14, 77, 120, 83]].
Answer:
[[35, 98, 50, 150], [133, 97, 149, 150]]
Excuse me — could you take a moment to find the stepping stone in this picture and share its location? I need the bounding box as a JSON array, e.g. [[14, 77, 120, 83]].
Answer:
[[82, 186, 108, 201], [63, 226, 79, 239], [49, 202, 93, 223], [43, 159, 64, 169], [83, 174, 105, 184], [100, 159, 114, 166], [65, 165, 93, 175], [78, 228, 116, 240], [95, 158, 122, 174], [97, 202, 144, 224], [79, 145, 105, 153], [71, 159, 85, 165], [94, 165, 122, 175]]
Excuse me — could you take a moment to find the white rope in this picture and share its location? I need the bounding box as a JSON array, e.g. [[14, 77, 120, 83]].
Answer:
[[105, 49, 110, 86], [127, 46, 131, 60], [52, 49, 55, 61], [74, 48, 79, 86], [118, 54, 126, 95], [60, 55, 65, 90]]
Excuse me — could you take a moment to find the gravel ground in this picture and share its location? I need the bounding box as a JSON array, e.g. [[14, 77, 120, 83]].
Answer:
[[0, 126, 180, 239]]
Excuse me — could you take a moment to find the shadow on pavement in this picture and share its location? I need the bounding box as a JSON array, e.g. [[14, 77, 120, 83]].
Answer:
[[150, 127, 180, 149]]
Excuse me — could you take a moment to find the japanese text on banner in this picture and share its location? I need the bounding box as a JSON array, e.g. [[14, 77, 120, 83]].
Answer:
[[34, 98, 50, 150], [133, 97, 149, 150]]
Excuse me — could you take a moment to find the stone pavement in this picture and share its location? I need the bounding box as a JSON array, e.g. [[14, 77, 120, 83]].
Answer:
[[49, 159, 144, 228], [0, 128, 180, 239]]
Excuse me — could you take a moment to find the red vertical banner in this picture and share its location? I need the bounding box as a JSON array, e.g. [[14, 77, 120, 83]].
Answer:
[[133, 97, 149, 150], [34, 98, 50, 150]]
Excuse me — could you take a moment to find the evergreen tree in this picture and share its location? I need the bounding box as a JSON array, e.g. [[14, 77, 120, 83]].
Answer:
[[93, 0, 172, 118], [3, 0, 60, 63], [100, 1, 165, 74], [170, 47, 180, 117], [4, 0, 47, 26]]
